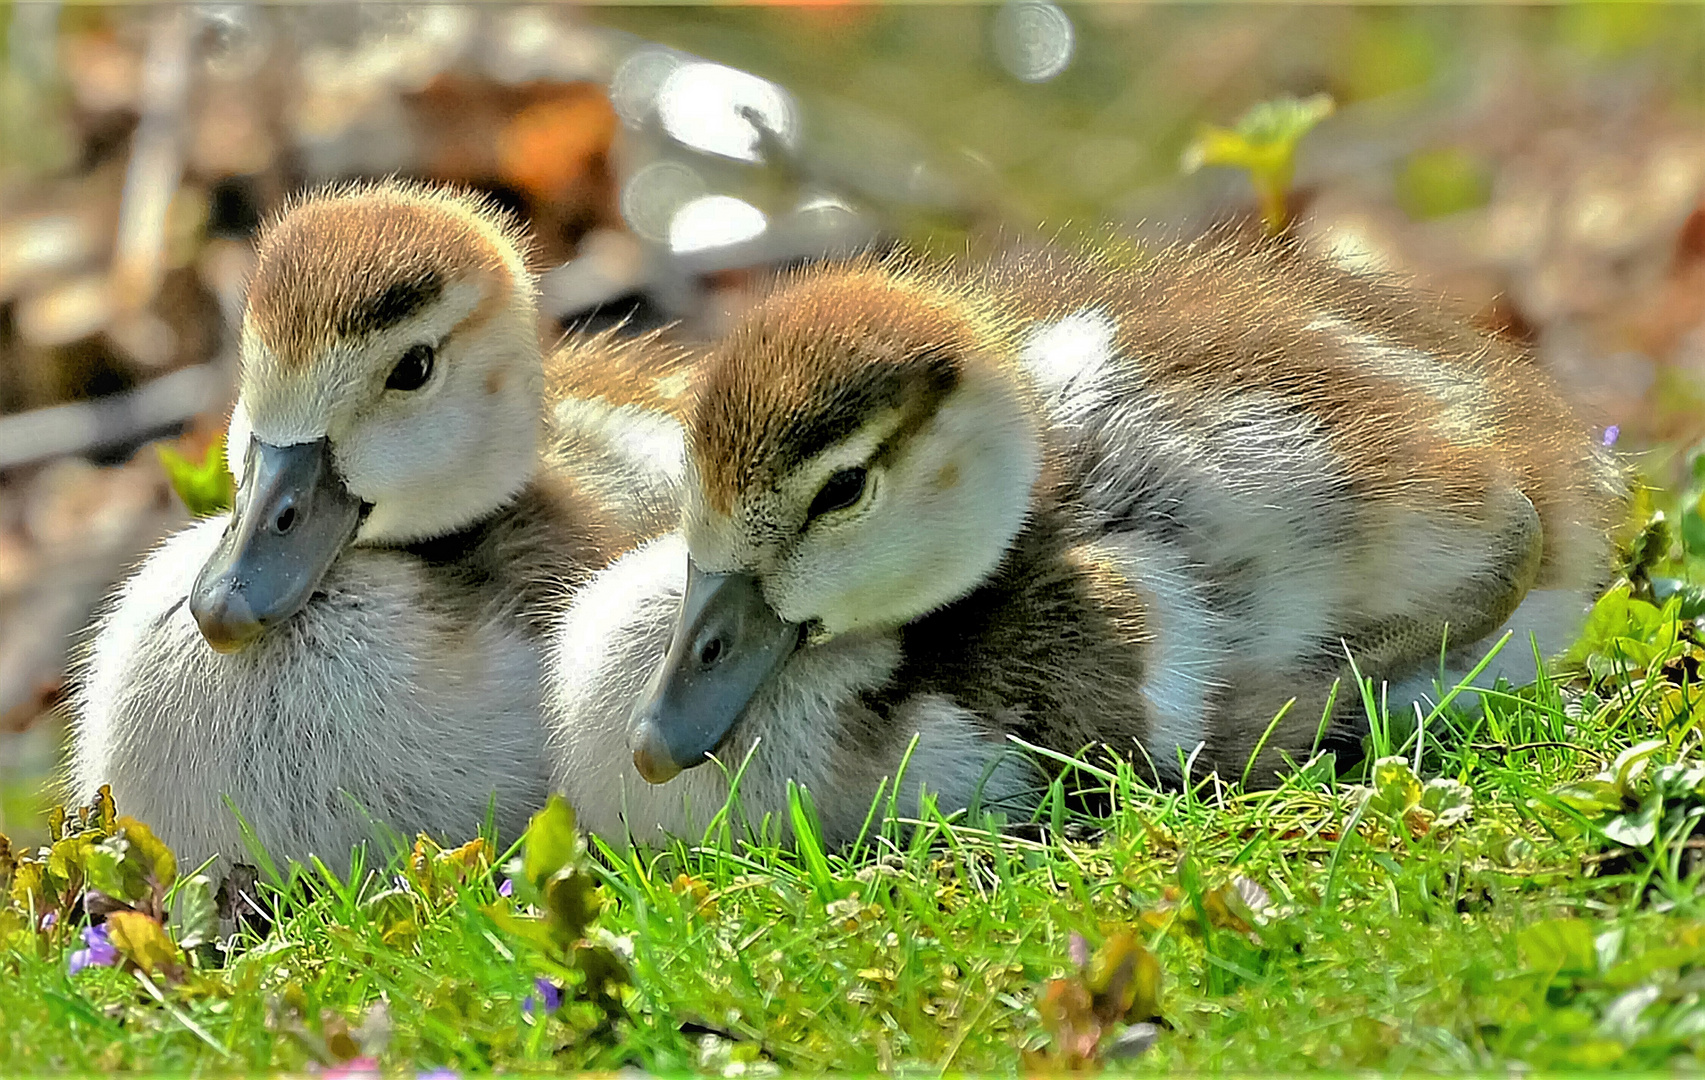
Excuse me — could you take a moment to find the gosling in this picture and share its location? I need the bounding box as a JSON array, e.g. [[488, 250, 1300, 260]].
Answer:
[[71, 181, 687, 874], [545, 240, 1624, 847]]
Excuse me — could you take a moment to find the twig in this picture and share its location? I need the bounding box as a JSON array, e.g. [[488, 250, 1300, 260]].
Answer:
[[1581, 839, 1705, 866], [1470, 741, 1600, 757], [0, 363, 227, 471], [112, 7, 195, 310]]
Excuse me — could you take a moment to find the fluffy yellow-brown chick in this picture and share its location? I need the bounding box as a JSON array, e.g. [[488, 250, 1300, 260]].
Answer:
[[548, 239, 1624, 847], [72, 181, 683, 873]]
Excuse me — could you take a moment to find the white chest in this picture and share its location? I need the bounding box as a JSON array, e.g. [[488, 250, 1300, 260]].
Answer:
[[73, 517, 550, 874]]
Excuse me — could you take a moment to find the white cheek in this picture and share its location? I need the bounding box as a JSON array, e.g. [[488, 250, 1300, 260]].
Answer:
[[344, 373, 539, 543], [774, 378, 1042, 634], [225, 402, 253, 479]]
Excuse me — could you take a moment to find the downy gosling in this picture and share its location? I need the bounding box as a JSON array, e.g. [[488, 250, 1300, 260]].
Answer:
[[547, 241, 1625, 847], [72, 182, 685, 874]]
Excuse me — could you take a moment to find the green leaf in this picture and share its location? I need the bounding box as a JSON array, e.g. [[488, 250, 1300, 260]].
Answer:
[[1652, 761, 1705, 798], [1611, 740, 1666, 794], [1603, 796, 1661, 847], [1567, 586, 1642, 663], [169, 875, 218, 950], [1550, 779, 1626, 816], [361, 887, 421, 948], [1565, 584, 1685, 676], [158, 436, 235, 518], [114, 818, 176, 892], [508, 795, 607, 952], [1517, 917, 1598, 977], [519, 796, 581, 894], [540, 871, 602, 948], [1181, 93, 1334, 235], [45, 833, 98, 898], [1419, 777, 1474, 828], [483, 904, 557, 953], [1368, 757, 1423, 817], [84, 836, 149, 905]]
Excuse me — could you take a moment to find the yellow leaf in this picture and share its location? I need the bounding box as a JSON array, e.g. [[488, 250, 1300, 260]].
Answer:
[[436, 837, 487, 880], [406, 835, 486, 902], [92, 785, 117, 833], [1655, 684, 1703, 729], [10, 860, 46, 911], [1088, 931, 1163, 1025], [106, 911, 183, 976], [114, 818, 177, 890]]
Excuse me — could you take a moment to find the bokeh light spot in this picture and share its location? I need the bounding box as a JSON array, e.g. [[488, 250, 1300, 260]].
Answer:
[[619, 161, 708, 243], [668, 195, 768, 254], [610, 46, 682, 128], [658, 62, 796, 163], [993, 1, 1074, 83]]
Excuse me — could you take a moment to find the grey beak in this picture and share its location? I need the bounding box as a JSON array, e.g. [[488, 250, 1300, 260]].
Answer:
[[189, 436, 364, 653], [631, 560, 801, 783]]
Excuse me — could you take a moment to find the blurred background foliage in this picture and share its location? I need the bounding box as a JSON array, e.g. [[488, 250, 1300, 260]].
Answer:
[[0, 2, 1701, 843]]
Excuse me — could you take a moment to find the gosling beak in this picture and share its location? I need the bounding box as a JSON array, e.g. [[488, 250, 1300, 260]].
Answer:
[[631, 560, 801, 783], [189, 436, 365, 653]]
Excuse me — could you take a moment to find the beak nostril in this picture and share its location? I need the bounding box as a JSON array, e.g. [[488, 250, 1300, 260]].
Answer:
[[274, 505, 297, 534], [699, 637, 724, 667]]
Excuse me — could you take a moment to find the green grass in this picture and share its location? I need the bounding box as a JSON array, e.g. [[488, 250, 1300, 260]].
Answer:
[[5, 501, 1705, 1073]]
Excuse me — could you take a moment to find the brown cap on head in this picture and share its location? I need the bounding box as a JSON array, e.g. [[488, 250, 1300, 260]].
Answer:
[[691, 264, 1006, 514], [245, 182, 531, 368]]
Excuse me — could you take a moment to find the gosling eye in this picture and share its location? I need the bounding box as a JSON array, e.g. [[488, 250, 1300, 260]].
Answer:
[[386, 344, 435, 392], [807, 467, 868, 520]]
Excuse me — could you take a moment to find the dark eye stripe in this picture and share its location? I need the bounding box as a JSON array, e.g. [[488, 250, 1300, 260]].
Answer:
[[339, 271, 444, 339], [768, 348, 960, 480]]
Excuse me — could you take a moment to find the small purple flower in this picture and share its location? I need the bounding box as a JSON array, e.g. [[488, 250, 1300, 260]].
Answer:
[[67, 923, 119, 975], [416, 1069, 460, 1080], [497, 878, 514, 898], [1603, 425, 1620, 447], [523, 976, 562, 1016], [39, 911, 57, 933]]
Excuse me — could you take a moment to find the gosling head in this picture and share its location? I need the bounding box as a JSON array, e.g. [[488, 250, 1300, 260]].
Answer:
[[632, 264, 1045, 782], [190, 182, 541, 652]]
